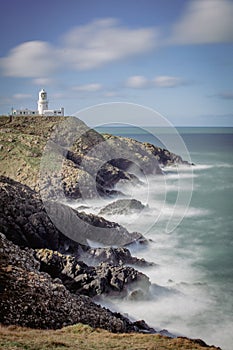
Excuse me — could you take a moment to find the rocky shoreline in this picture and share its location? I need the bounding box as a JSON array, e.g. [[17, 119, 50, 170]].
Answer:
[[0, 116, 220, 349], [0, 232, 153, 333]]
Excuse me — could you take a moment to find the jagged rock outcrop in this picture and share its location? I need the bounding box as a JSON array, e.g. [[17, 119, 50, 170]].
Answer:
[[35, 248, 151, 298], [142, 142, 193, 167], [102, 133, 162, 176], [102, 134, 192, 168], [0, 176, 81, 252], [0, 233, 154, 332], [99, 199, 147, 216], [0, 177, 145, 249], [84, 246, 153, 267], [0, 176, 149, 263]]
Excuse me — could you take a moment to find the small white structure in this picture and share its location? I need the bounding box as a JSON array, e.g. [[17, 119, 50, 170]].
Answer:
[[37, 89, 49, 115], [11, 108, 37, 116], [11, 89, 64, 116]]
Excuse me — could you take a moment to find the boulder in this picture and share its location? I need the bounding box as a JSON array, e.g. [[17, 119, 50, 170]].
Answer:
[[99, 199, 147, 216]]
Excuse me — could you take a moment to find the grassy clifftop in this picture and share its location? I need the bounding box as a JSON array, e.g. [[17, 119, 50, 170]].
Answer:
[[0, 116, 67, 188], [0, 324, 220, 350]]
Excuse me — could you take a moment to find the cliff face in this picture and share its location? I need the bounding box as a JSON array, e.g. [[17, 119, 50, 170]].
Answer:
[[0, 116, 189, 200], [0, 232, 152, 332], [0, 175, 146, 249], [0, 172, 158, 332], [0, 232, 222, 348]]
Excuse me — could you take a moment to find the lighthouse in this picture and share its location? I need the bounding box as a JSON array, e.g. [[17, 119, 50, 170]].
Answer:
[[38, 89, 48, 115], [11, 89, 64, 116]]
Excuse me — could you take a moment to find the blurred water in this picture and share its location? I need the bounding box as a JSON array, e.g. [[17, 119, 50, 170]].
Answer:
[[93, 126, 233, 350]]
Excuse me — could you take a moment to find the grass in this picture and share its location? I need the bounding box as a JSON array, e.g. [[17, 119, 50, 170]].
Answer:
[[0, 324, 219, 350], [0, 115, 73, 187]]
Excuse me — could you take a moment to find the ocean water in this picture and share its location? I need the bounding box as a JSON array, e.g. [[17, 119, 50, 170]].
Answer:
[[92, 126, 233, 350]]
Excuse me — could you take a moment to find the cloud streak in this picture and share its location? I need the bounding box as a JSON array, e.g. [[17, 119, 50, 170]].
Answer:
[[153, 76, 185, 88], [125, 75, 186, 89], [169, 0, 233, 45], [125, 75, 150, 89], [216, 91, 233, 100], [72, 83, 103, 92], [13, 93, 32, 100]]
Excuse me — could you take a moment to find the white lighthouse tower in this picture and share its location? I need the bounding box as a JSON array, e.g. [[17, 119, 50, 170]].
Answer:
[[11, 89, 64, 116], [38, 89, 48, 115]]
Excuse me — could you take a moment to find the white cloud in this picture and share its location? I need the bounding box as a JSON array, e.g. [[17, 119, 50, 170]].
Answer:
[[125, 75, 185, 89], [153, 76, 184, 88], [0, 19, 158, 78], [1, 5, 232, 81], [13, 93, 32, 100], [73, 83, 102, 92], [61, 18, 158, 70], [125, 75, 150, 89], [169, 0, 233, 45], [0, 41, 59, 78]]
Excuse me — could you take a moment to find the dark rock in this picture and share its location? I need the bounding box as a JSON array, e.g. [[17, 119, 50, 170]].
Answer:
[[142, 142, 192, 167], [73, 208, 145, 246], [99, 199, 147, 216], [35, 248, 151, 298], [84, 246, 154, 267], [96, 162, 141, 190], [0, 176, 83, 254], [0, 176, 146, 251], [0, 176, 151, 267], [0, 232, 154, 332], [102, 134, 162, 175], [132, 320, 156, 334]]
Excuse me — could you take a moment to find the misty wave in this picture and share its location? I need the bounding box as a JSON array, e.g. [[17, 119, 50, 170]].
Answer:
[[65, 152, 232, 349]]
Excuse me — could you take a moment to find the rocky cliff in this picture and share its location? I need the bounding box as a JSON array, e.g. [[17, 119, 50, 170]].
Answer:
[[0, 232, 153, 332], [0, 115, 217, 350], [0, 116, 190, 200]]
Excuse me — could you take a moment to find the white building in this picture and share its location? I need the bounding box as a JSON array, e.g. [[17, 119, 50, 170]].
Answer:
[[11, 89, 64, 116]]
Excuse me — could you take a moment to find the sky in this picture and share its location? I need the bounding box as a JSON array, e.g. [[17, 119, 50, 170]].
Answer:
[[0, 0, 233, 126]]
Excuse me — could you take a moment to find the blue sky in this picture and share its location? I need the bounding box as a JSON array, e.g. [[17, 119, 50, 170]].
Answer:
[[0, 0, 233, 126]]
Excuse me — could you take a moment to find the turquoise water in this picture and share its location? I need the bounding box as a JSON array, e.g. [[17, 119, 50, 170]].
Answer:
[[95, 126, 233, 350]]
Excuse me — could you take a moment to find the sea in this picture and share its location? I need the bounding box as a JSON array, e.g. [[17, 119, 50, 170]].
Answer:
[[91, 126, 233, 350]]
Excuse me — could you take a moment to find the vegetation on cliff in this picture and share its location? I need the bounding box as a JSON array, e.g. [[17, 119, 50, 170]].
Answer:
[[0, 324, 221, 350]]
